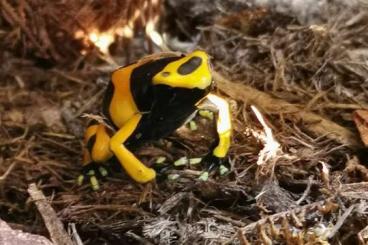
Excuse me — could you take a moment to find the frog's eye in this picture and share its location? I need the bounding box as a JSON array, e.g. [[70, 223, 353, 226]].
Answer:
[[153, 50, 212, 89], [177, 56, 202, 75]]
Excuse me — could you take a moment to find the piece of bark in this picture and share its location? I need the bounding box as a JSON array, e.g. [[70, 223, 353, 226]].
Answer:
[[0, 219, 53, 245], [28, 183, 73, 245], [213, 71, 360, 147]]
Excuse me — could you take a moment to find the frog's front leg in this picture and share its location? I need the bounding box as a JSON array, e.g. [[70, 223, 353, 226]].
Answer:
[[109, 114, 156, 183], [206, 94, 232, 158], [197, 93, 232, 179]]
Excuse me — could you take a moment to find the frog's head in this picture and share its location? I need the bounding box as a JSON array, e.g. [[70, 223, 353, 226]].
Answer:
[[152, 50, 213, 91]]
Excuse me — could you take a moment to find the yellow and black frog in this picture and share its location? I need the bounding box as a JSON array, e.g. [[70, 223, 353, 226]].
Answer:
[[79, 50, 232, 190]]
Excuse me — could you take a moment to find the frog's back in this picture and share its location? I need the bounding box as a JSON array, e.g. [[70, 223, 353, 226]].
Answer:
[[103, 56, 182, 129], [103, 63, 140, 129]]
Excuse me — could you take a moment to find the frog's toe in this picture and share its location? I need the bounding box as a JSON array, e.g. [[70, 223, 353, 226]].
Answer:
[[77, 174, 85, 186], [98, 166, 108, 177], [77, 163, 109, 190], [88, 173, 100, 191], [198, 171, 209, 181], [219, 164, 229, 176], [198, 155, 230, 181]]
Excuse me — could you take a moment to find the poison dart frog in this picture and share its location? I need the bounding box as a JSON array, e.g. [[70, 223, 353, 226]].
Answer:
[[79, 50, 232, 190]]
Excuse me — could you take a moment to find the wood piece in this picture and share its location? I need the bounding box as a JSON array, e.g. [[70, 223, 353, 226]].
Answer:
[[28, 183, 73, 245], [213, 71, 360, 147]]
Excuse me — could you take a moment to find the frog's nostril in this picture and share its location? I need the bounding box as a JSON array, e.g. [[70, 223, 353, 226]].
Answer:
[[161, 71, 170, 77]]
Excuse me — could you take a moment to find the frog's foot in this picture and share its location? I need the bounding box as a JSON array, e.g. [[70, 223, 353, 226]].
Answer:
[[198, 154, 230, 181], [151, 162, 172, 181], [77, 162, 109, 191]]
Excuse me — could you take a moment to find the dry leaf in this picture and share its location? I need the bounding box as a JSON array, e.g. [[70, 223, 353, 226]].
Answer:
[[353, 110, 368, 147]]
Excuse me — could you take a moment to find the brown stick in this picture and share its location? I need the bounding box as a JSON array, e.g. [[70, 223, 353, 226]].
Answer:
[[213, 71, 360, 147], [28, 183, 73, 245]]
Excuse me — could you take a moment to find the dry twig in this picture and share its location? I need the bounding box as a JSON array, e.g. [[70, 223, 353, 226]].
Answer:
[[296, 175, 313, 205], [27, 183, 73, 245], [0, 162, 17, 183], [327, 204, 356, 239]]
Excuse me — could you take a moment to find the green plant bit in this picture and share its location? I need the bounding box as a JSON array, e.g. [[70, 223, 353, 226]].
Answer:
[[199, 110, 214, 120], [155, 156, 166, 164], [198, 171, 209, 181], [168, 174, 180, 180], [189, 120, 197, 131], [189, 158, 202, 165]]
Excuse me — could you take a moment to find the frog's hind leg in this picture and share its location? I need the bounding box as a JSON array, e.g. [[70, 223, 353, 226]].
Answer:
[[80, 122, 114, 190], [109, 114, 156, 183]]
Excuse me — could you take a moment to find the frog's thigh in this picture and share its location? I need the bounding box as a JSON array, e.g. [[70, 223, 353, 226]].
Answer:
[[83, 123, 113, 165], [109, 114, 156, 183]]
